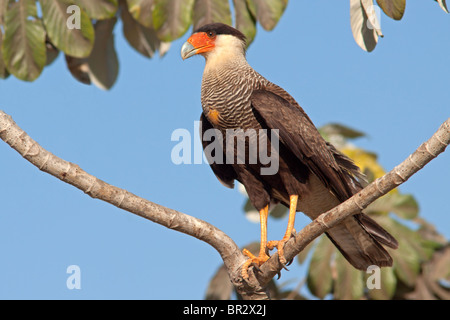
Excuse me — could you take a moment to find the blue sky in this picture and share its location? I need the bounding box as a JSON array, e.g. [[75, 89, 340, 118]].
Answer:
[[0, 1, 449, 299]]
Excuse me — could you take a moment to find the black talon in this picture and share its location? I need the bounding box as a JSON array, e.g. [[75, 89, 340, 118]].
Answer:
[[276, 271, 282, 280], [252, 263, 262, 273]]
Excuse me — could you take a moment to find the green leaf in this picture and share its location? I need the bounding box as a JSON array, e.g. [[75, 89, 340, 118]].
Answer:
[[41, 0, 95, 58], [391, 193, 419, 220], [296, 239, 315, 265], [243, 198, 260, 223], [192, 0, 232, 30], [319, 123, 366, 139], [307, 236, 334, 299], [269, 203, 287, 219], [74, 0, 118, 19], [377, 0, 406, 20], [334, 252, 365, 300], [45, 40, 60, 66], [393, 239, 421, 287], [0, 30, 10, 79], [152, 0, 194, 42], [366, 265, 397, 300], [87, 18, 119, 90], [2, 0, 46, 81], [246, 0, 288, 31], [65, 54, 90, 85], [374, 215, 422, 286], [233, 0, 257, 46], [126, 0, 154, 28], [367, 193, 419, 220], [121, 0, 161, 58], [0, 0, 7, 24]]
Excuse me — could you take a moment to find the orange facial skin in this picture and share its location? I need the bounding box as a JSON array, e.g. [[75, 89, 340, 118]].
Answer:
[[181, 32, 216, 59], [187, 32, 216, 54]]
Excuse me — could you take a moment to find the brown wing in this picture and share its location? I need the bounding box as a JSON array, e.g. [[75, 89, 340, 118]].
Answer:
[[200, 113, 238, 189], [251, 87, 399, 253], [250, 87, 358, 202]]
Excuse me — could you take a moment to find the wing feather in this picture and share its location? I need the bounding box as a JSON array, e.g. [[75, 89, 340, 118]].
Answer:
[[251, 87, 358, 202], [200, 113, 238, 188]]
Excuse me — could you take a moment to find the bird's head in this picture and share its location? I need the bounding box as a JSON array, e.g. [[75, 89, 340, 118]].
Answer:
[[181, 23, 246, 62]]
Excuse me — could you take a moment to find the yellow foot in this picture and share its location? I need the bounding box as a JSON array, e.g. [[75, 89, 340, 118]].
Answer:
[[241, 248, 270, 280], [267, 228, 296, 265]]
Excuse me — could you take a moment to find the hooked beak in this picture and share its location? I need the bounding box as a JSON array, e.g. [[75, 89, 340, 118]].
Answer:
[[181, 41, 197, 60]]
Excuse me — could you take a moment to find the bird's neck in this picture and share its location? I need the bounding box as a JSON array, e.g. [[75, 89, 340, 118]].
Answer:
[[203, 50, 249, 74]]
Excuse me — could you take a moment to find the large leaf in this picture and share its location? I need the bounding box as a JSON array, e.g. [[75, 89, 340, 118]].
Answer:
[[424, 246, 450, 299], [192, 0, 232, 30], [243, 198, 260, 223], [246, 0, 288, 31], [41, 0, 95, 58], [75, 0, 118, 19], [269, 203, 288, 218], [152, 0, 194, 42], [2, 0, 46, 81], [0, 0, 7, 24], [87, 18, 119, 90], [333, 253, 365, 300], [366, 193, 419, 220], [45, 39, 60, 66], [0, 0, 5, 78], [307, 236, 334, 299], [64, 19, 119, 89], [296, 239, 315, 264], [65, 54, 90, 84], [233, 0, 257, 46], [350, 0, 382, 52], [374, 215, 422, 287], [126, 0, 154, 28], [377, 0, 406, 20], [0, 30, 9, 79], [121, 0, 161, 58]]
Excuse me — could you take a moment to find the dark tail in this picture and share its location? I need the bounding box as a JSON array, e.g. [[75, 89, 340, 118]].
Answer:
[[325, 143, 398, 269]]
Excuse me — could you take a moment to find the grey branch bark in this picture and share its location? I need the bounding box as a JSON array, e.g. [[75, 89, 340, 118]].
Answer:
[[0, 110, 449, 300]]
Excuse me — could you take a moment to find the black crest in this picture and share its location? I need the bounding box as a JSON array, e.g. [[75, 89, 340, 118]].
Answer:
[[194, 23, 247, 43]]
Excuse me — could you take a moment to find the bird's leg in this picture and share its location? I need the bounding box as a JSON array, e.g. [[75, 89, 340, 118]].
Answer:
[[241, 205, 270, 280], [267, 195, 298, 265]]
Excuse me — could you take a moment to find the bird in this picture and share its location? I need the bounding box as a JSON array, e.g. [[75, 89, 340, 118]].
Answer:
[[181, 23, 398, 280]]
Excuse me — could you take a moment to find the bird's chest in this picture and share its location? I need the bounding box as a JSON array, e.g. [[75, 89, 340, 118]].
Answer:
[[201, 74, 257, 130]]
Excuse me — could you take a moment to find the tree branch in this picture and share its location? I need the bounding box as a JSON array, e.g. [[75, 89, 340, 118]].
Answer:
[[0, 110, 263, 299], [254, 118, 450, 287], [0, 110, 448, 300]]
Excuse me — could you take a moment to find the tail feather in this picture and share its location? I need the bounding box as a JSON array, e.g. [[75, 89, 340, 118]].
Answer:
[[299, 174, 397, 270], [326, 215, 394, 270], [324, 143, 398, 269], [355, 213, 398, 249]]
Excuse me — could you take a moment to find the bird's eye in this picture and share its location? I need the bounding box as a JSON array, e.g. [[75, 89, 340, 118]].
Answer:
[[207, 31, 216, 38]]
